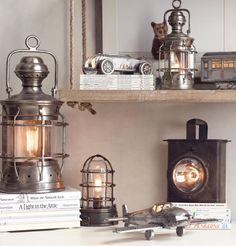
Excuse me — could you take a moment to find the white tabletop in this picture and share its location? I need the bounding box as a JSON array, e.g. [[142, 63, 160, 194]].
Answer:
[[0, 223, 235, 246]]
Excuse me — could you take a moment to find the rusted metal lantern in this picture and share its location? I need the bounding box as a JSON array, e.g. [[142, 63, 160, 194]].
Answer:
[[159, 0, 197, 89], [80, 154, 117, 226], [0, 35, 68, 193]]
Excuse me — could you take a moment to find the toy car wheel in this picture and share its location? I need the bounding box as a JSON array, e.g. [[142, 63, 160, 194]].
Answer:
[[176, 226, 184, 237], [99, 59, 114, 75], [139, 62, 152, 75], [144, 230, 155, 240]]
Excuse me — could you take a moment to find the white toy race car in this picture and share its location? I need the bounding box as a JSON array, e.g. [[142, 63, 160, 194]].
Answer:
[[83, 54, 153, 75]]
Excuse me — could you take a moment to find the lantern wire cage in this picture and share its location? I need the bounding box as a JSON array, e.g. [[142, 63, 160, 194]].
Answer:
[[80, 154, 118, 226]]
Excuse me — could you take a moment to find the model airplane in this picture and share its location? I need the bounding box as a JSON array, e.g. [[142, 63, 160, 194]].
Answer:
[[108, 202, 218, 240]]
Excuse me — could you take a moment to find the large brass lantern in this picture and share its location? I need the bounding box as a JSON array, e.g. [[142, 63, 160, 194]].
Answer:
[[0, 36, 68, 193], [159, 0, 197, 89]]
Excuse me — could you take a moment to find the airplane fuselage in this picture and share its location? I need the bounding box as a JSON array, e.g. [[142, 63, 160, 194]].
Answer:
[[128, 207, 191, 228]]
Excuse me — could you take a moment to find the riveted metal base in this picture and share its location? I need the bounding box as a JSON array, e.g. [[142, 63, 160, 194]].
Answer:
[[161, 73, 194, 89], [81, 205, 118, 226], [0, 160, 65, 193]]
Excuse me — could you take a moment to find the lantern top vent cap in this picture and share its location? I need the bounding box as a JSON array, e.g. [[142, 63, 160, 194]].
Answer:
[[15, 56, 49, 84]]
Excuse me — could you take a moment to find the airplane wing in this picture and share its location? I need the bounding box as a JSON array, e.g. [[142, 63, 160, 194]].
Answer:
[[114, 224, 162, 234], [190, 218, 220, 224]]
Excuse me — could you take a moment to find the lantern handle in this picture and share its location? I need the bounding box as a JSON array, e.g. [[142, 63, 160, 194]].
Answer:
[[186, 119, 208, 140], [163, 3, 191, 35], [6, 35, 58, 98], [172, 0, 182, 9]]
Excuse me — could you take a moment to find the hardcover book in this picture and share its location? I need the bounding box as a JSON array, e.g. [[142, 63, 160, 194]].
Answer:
[[172, 202, 231, 230], [0, 187, 81, 204], [0, 187, 81, 232], [79, 74, 155, 90]]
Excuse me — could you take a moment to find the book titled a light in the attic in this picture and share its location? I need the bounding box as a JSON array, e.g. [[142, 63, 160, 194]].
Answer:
[[0, 187, 81, 231]]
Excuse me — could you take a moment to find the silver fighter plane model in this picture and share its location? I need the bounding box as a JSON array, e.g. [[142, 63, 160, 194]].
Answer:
[[108, 203, 218, 240]]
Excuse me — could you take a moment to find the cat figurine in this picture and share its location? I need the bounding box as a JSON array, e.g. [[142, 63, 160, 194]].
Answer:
[[151, 21, 168, 59]]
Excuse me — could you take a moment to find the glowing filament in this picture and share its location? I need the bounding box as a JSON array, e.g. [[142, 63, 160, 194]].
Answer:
[[94, 177, 102, 198], [26, 127, 39, 156], [171, 52, 180, 69]]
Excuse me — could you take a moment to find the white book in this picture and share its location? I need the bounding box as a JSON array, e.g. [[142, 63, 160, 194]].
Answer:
[[172, 202, 227, 208], [0, 209, 80, 219], [172, 202, 231, 230], [0, 200, 80, 213], [79, 85, 155, 90], [0, 215, 81, 226], [0, 187, 81, 204], [0, 221, 81, 232], [79, 74, 155, 90], [80, 74, 154, 83], [187, 222, 232, 230]]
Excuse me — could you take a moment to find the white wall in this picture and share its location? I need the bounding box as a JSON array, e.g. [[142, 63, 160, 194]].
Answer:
[[0, 0, 236, 220], [116, 0, 224, 53]]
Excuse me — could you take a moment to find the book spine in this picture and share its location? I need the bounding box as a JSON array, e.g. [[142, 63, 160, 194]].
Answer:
[[79, 74, 155, 90], [0, 200, 80, 213], [0, 191, 81, 204], [172, 202, 227, 208], [0, 221, 81, 232], [0, 209, 80, 219], [0, 215, 81, 226], [186, 222, 232, 230]]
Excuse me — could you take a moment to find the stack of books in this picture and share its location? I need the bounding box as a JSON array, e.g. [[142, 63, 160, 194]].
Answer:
[[0, 187, 81, 232], [79, 74, 155, 90], [173, 202, 231, 230]]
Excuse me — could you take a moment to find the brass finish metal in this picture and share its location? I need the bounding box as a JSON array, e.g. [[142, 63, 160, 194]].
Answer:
[[0, 35, 68, 193], [159, 0, 197, 89]]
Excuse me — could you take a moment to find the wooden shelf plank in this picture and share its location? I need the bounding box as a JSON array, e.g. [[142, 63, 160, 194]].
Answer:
[[59, 89, 236, 103]]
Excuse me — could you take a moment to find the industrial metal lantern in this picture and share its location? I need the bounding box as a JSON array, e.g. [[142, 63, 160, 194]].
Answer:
[[159, 0, 197, 89], [0, 35, 68, 193], [80, 154, 117, 226], [166, 119, 228, 203]]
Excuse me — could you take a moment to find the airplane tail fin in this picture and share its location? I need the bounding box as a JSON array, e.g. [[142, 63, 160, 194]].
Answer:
[[105, 204, 129, 224], [122, 204, 130, 227], [122, 204, 129, 217]]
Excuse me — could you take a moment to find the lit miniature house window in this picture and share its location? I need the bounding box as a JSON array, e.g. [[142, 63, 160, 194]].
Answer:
[[212, 59, 222, 69], [223, 60, 234, 68], [80, 154, 117, 226], [0, 36, 68, 193], [159, 0, 197, 89]]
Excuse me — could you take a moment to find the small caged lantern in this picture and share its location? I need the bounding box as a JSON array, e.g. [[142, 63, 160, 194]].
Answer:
[[80, 154, 118, 226], [159, 0, 197, 89], [0, 35, 68, 193]]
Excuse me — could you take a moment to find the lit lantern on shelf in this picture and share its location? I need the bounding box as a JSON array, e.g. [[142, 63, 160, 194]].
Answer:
[[0, 35, 68, 193], [80, 154, 117, 226], [166, 119, 228, 203], [159, 0, 197, 89]]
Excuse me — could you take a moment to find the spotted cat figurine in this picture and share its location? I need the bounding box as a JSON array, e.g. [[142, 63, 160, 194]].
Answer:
[[151, 21, 168, 59]]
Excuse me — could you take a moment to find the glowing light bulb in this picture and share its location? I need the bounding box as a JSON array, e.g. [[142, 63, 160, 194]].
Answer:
[[26, 127, 39, 156], [94, 177, 102, 198], [171, 52, 180, 69]]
